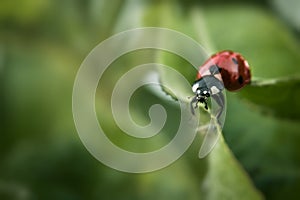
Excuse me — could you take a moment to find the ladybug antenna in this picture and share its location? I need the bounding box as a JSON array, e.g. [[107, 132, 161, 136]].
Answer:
[[190, 95, 198, 115]]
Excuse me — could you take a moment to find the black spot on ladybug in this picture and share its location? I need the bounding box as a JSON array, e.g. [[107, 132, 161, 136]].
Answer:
[[232, 57, 238, 64], [209, 65, 221, 75], [238, 75, 244, 84]]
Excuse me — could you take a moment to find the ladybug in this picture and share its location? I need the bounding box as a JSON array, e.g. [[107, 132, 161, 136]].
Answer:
[[190, 50, 251, 115]]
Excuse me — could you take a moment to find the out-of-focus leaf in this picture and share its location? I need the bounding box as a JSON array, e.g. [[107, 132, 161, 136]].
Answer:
[[0, 0, 50, 25], [271, 0, 300, 31], [240, 77, 300, 120], [203, 5, 300, 79], [142, 1, 208, 100]]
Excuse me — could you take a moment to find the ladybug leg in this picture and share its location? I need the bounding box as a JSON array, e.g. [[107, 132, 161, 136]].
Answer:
[[190, 96, 198, 115], [212, 92, 224, 108], [211, 92, 225, 122]]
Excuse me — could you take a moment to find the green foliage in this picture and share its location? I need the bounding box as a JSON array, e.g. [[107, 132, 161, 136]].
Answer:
[[1, 0, 300, 200], [241, 77, 300, 120]]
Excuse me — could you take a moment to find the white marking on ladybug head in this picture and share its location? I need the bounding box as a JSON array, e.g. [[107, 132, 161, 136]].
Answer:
[[210, 86, 220, 95], [192, 82, 199, 93]]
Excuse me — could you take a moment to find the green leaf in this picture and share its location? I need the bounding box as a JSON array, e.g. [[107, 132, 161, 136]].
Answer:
[[202, 135, 263, 200], [240, 77, 300, 120], [223, 93, 300, 200]]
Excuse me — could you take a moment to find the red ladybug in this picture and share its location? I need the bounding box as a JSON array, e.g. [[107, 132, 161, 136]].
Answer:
[[191, 50, 251, 114]]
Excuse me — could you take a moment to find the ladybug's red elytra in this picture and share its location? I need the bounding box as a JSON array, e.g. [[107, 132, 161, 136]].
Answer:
[[191, 50, 251, 114]]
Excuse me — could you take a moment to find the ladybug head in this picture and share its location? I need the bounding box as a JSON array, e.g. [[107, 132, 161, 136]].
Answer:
[[190, 81, 210, 113]]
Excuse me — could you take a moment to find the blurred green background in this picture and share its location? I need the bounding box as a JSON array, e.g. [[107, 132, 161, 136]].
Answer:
[[1, 0, 300, 199]]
